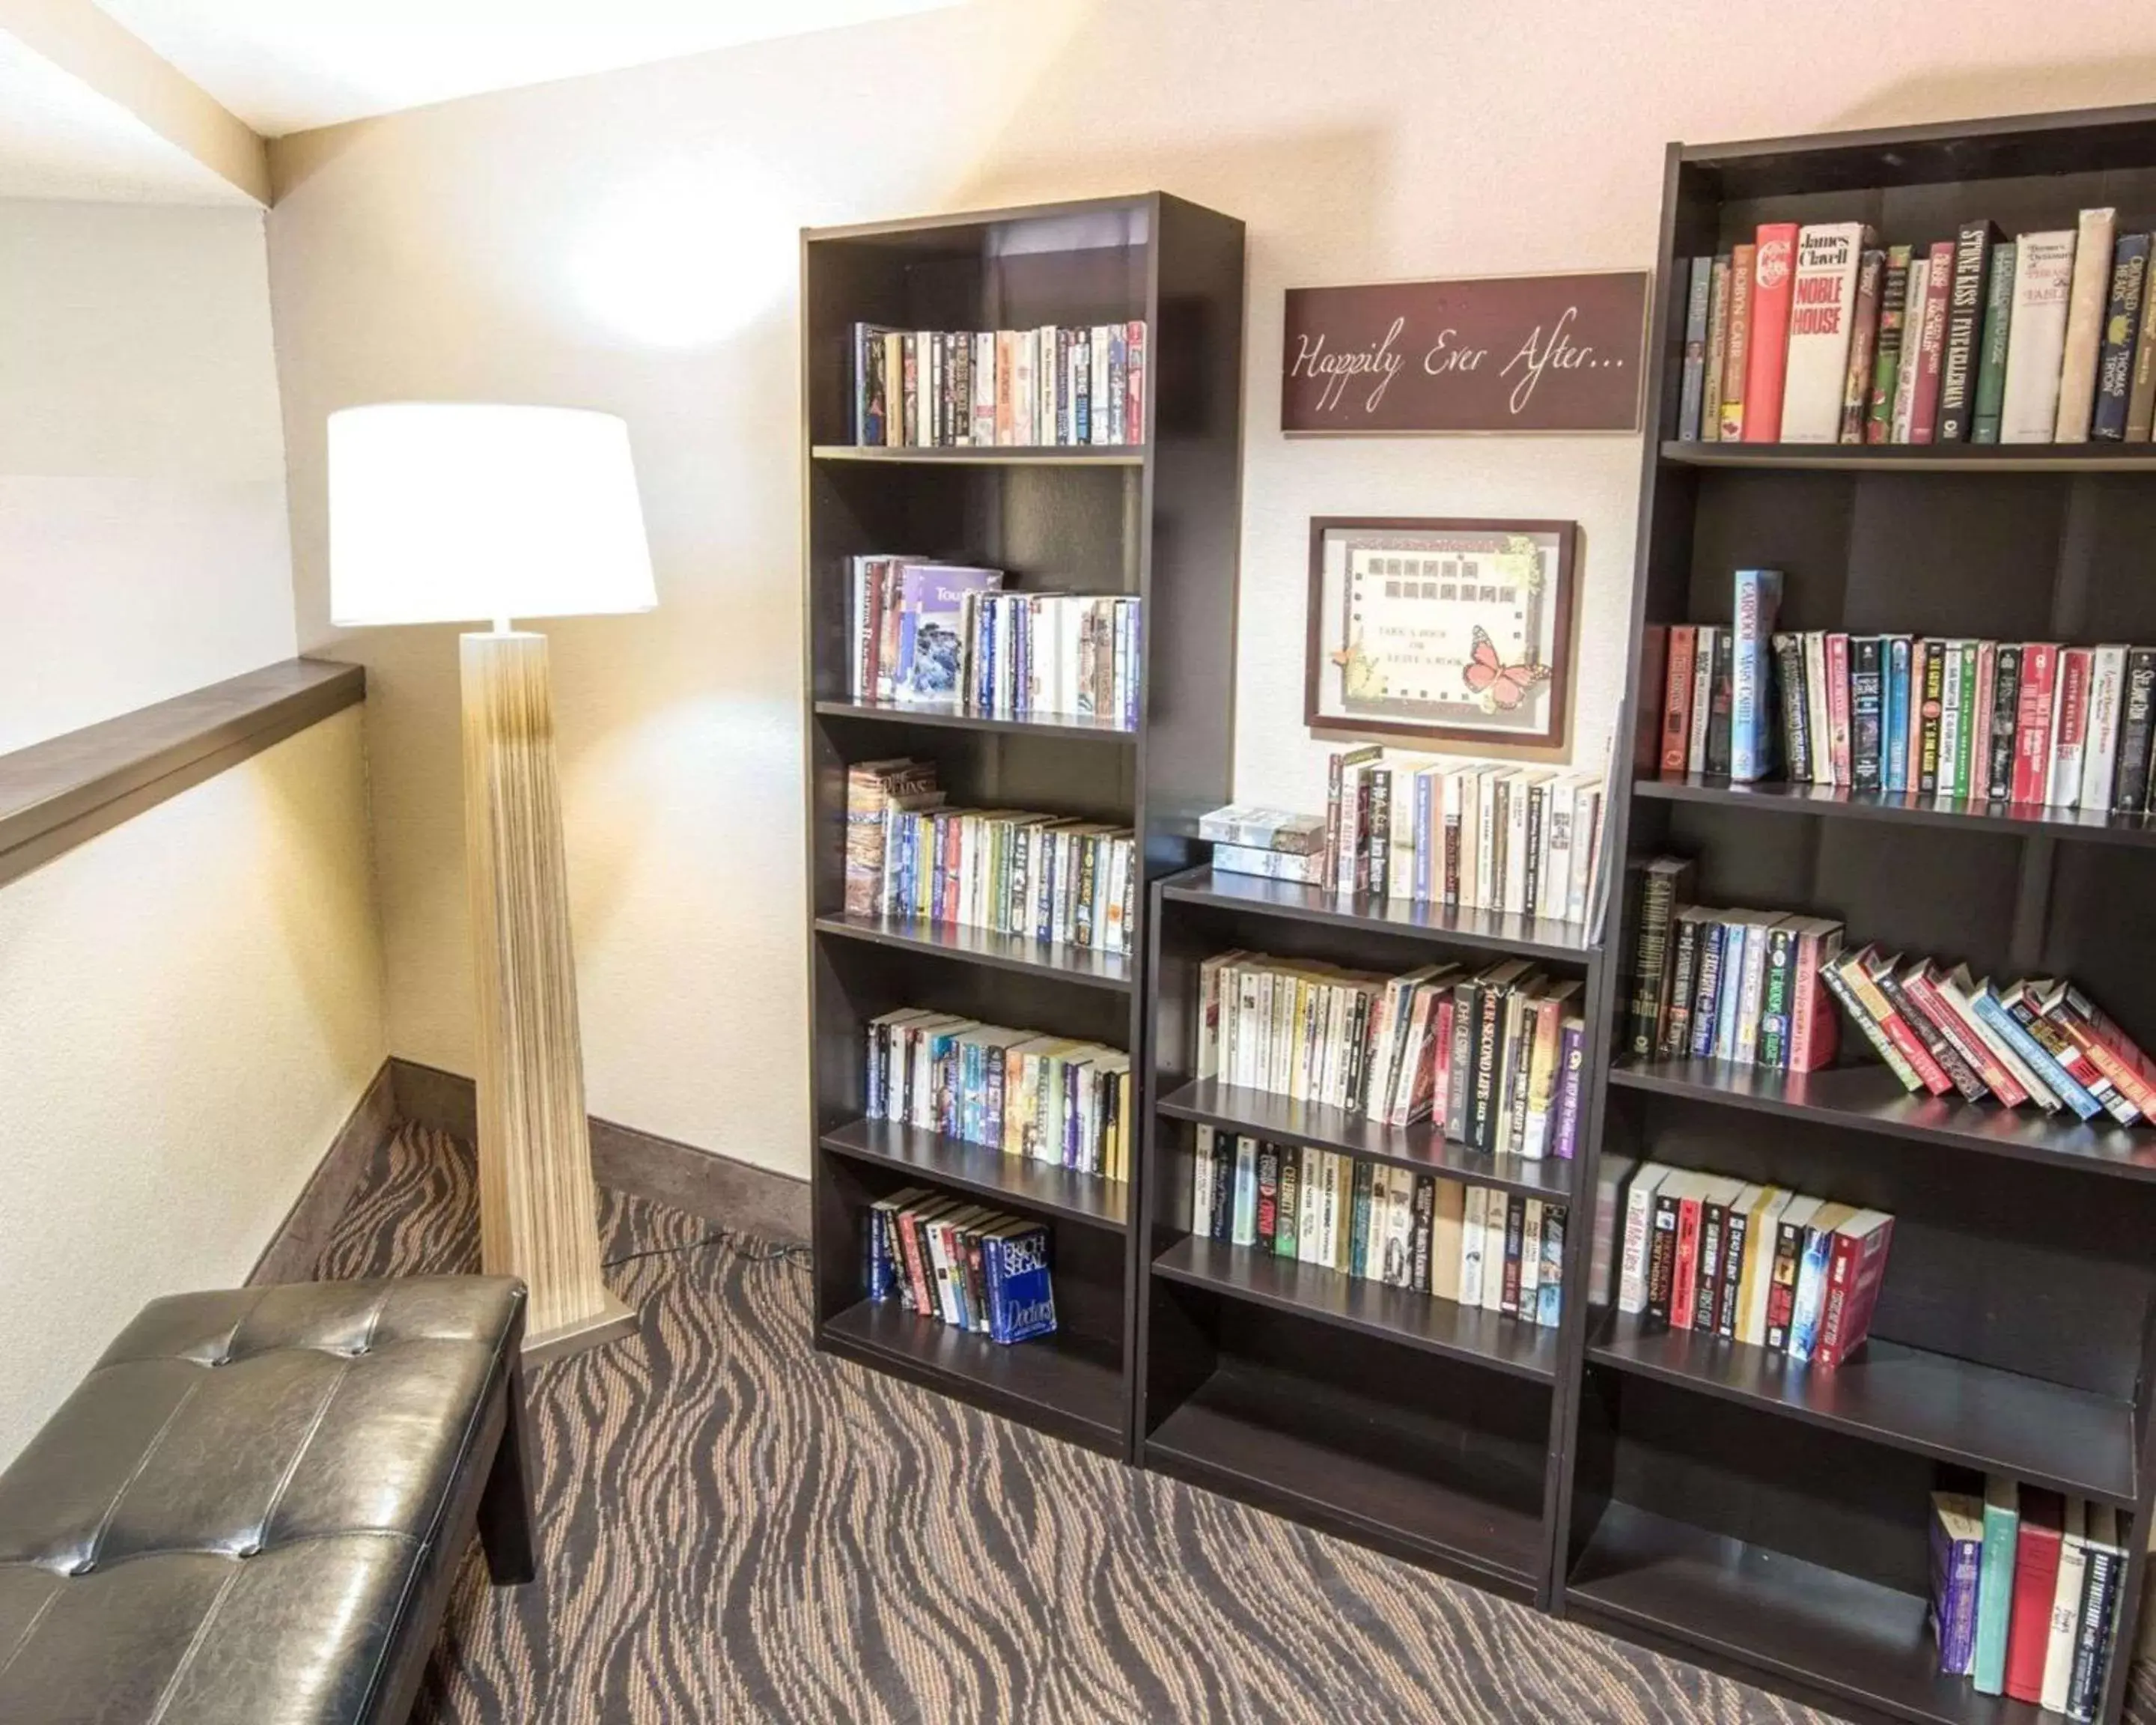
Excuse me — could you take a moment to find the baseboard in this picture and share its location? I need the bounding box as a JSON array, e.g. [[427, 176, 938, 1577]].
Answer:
[[388, 1057, 809, 1245], [250, 1059, 399, 1284]]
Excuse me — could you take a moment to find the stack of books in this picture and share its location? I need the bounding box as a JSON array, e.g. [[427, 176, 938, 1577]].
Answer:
[[1625, 857, 1844, 1071], [1197, 951, 1589, 1159], [850, 321, 1147, 448], [848, 556, 1142, 725], [864, 1009, 1133, 1181], [1194, 805, 1327, 885], [842, 761, 1136, 956], [1310, 747, 1611, 925], [1613, 1160, 1894, 1368], [1931, 1481, 2122, 1717], [866, 1187, 1058, 1345], [1659, 581, 2156, 812], [1674, 209, 2151, 446], [1190, 1129, 1565, 1327]]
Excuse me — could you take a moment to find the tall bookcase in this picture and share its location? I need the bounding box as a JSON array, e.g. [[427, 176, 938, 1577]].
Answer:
[[1136, 869, 1610, 1605], [1554, 107, 2156, 1725], [801, 194, 1244, 1458]]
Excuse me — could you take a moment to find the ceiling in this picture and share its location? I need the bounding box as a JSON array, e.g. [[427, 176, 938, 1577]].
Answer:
[[87, 0, 956, 138], [0, 24, 246, 202]]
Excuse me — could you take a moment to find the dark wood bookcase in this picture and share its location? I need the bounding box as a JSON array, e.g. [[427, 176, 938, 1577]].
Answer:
[[1135, 865, 1612, 1604], [800, 194, 1245, 1458], [1553, 106, 2156, 1725]]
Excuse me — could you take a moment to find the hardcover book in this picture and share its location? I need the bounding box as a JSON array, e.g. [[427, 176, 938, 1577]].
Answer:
[[2055, 207, 2119, 441], [1970, 237, 2020, 443], [1720, 243, 1757, 439], [1839, 247, 1886, 443], [1931, 1491, 1985, 1676], [1742, 224, 1800, 442], [1907, 240, 1956, 443], [1937, 220, 2001, 441], [2000, 231, 2079, 443], [1678, 256, 1712, 439], [1973, 1475, 2021, 1695], [1780, 222, 1870, 442], [1867, 244, 1914, 443], [2092, 231, 2151, 440], [1729, 569, 1785, 780]]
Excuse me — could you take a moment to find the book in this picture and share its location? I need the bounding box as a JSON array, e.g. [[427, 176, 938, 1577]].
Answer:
[[2115, 647, 2156, 814], [1931, 1491, 1986, 1676], [2005, 1488, 2066, 1704], [2068, 1506, 2123, 1721], [1742, 224, 1800, 442], [1780, 222, 1870, 442], [1678, 256, 1713, 439], [1784, 1199, 1854, 1363], [1720, 243, 1757, 439], [2000, 231, 2079, 442], [1868, 244, 1914, 443], [1729, 569, 1784, 781], [1970, 234, 2019, 442], [1812, 1208, 1893, 1369], [1937, 220, 2000, 441], [2080, 645, 2129, 813], [1839, 247, 1886, 443], [1885, 635, 1913, 791], [2131, 257, 2156, 439], [1773, 633, 1812, 782], [1626, 858, 1696, 1056], [2041, 1500, 2090, 1712], [1704, 626, 1735, 777], [2049, 646, 2094, 809], [2012, 642, 2061, 804], [1849, 635, 1884, 791], [2055, 208, 2119, 441], [1702, 256, 1732, 445], [2092, 232, 2151, 440], [1197, 806, 1325, 853], [1660, 625, 1698, 774], [1973, 1475, 2021, 1695], [1907, 240, 1955, 443]]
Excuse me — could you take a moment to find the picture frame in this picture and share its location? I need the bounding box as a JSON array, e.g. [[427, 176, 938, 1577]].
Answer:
[[1304, 516, 1577, 749]]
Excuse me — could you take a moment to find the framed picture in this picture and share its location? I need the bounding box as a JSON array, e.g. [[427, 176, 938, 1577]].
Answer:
[[1305, 517, 1577, 748]]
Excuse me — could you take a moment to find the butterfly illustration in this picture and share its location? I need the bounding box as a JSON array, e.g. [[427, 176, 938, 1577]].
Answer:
[[1463, 626, 1550, 713]]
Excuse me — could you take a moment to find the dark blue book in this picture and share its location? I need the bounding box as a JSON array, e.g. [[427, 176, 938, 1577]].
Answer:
[[985, 1223, 1058, 1343], [1850, 637, 1885, 791], [2093, 234, 2152, 442]]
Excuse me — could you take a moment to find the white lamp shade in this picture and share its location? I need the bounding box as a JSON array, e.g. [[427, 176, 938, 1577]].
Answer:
[[328, 404, 657, 627]]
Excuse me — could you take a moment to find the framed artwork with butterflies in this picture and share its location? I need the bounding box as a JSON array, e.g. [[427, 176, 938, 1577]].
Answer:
[[1304, 516, 1577, 750]]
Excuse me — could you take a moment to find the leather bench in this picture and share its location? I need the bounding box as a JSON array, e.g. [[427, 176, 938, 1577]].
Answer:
[[0, 1276, 536, 1724]]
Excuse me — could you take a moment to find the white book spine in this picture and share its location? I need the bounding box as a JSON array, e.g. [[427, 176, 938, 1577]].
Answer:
[[1781, 223, 1868, 441], [1889, 258, 1930, 442], [1805, 631, 1833, 785], [1389, 769, 1417, 899], [1481, 1191, 1508, 1311], [1458, 1184, 1487, 1305], [1734, 924, 1772, 1065], [2081, 645, 2128, 813], [2054, 208, 2117, 442], [1544, 778, 1578, 923], [2001, 231, 2078, 442], [1475, 773, 1499, 909], [1230, 1137, 1258, 1246], [1617, 1171, 1662, 1314], [1937, 648, 1965, 802], [2041, 1508, 2089, 1713], [1505, 776, 1531, 909], [1687, 627, 1715, 775], [2050, 654, 2089, 810]]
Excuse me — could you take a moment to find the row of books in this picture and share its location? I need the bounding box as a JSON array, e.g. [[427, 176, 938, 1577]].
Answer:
[[1626, 860, 1842, 1072], [1627, 857, 2156, 1124], [1196, 950, 1588, 1158], [1657, 573, 2156, 812], [1674, 209, 2148, 446], [865, 1187, 1058, 1345], [1931, 1480, 2121, 1717], [863, 1008, 1133, 1181], [847, 555, 1142, 725], [1612, 1160, 1893, 1369], [849, 321, 1147, 448], [1190, 1128, 1566, 1326]]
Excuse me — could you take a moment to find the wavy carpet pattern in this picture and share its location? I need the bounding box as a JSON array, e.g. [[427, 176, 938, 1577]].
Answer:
[[312, 1124, 2112, 1724]]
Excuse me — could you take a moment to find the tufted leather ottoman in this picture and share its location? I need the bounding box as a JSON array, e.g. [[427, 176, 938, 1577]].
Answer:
[[0, 1276, 536, 1724]]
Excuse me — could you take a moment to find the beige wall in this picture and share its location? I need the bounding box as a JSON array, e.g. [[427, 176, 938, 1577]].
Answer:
[[0, 710, 386, 1464], [0, 199, 295, 752], [265, 0, 2156, 1180]]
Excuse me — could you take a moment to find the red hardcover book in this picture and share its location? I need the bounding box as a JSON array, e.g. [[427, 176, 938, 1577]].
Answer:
[[1787, 919, 1844, 1074], [1669, 1185, 1706, 1330], [1812, 1211, 1895, 1369], [2004, 1489, 2066, 1703], [1827, 632, 1853, 785], [1907, 240, 1956, 443], [1743, 224, 1800, 442], [2012, 643, 2061, 804], [1661, 625, 1698, 773]]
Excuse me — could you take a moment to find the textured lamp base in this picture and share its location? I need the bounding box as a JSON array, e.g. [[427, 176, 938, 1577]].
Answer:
[[461, 630, 635, 1362]]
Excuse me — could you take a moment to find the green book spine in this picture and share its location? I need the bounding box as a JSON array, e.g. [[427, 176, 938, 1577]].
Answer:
[[1275, 1151, 1300, 1259], [1867, 244, 1915, 443], [1971, 240, 2018, 443], [1973, 1477, 2020, 1695], [1955, 641, 1981, 797]]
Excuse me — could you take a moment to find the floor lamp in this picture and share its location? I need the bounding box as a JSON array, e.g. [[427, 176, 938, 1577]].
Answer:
[[329, 404, 653, 1363]]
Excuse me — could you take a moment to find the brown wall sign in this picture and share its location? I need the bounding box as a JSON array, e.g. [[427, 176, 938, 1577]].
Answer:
[[1282, 270, 1650, 434]]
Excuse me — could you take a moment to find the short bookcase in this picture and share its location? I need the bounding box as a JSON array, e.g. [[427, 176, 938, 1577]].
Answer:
[[1555, 105, 2156, 1725], [800, 194, 1244, 1458]]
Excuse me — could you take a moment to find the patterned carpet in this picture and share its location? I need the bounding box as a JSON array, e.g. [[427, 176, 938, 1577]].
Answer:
[[315, 1125, 1860, 1724]]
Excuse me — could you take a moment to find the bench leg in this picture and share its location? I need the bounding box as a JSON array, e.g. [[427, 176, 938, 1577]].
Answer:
[[478, 1357, 538, 1585]]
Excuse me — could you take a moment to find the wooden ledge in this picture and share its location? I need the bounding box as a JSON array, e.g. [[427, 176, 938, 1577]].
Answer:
[[0, 658, 365, 888]]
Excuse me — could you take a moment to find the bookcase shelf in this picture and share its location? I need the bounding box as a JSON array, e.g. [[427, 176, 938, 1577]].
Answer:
[[819, 1118, 1130, 1231], [1635, 771, 2156, 847], [1591, 1312, 2136, 1507], [803, 192, 1244, 1459], [1155, 1076, 1573, 1202], [1553, 104, 2156, 1725], [1155, 1236, 1559, 1381], [1159, 865, 1595, 961], [812, 911, 1134, 992]]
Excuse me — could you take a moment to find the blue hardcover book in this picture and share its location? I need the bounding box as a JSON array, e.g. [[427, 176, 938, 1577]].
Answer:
[[1974, 1476, 2021, 1694], [1930, 1491, 1985, 1675], [1690, 923, 1727, 1059], [1885, 636, 1913, 792], [1973, 987, 2104, 1122], [986, 1223, 1058, 1344], [1730, 568, 1786, 782]]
